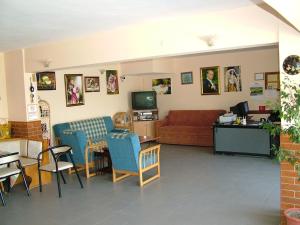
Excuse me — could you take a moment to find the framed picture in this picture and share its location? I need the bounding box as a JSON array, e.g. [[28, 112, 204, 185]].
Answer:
[[282, 55, 300, 75], [265, 72, 280, 90], [36, 72, 56, 90], [255, 73, 264, 81], [224, 66, 241, 92], [200, 66, 220, 95], [250, 86, 263, 96], [181, 72, 193, 85], [64, 74, 84, 107], [106, 70, 119, 95], [84, 76, 100, 92], [152, 78, 171, 95]]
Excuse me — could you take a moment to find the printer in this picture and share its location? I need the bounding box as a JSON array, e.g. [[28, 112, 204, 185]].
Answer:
[[219, 112, 237, 124]]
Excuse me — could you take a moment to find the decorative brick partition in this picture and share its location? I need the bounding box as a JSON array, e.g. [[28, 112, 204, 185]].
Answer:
[[10, 120, 42, 141], [280, 134, 300, 225]]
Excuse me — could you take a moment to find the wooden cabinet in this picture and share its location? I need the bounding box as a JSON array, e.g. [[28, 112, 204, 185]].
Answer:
[[133, 121, 156, 137]]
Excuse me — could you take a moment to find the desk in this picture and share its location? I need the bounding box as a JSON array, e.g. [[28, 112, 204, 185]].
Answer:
[[213, 123, 271, 156]]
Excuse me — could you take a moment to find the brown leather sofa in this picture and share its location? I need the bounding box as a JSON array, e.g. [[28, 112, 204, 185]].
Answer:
[[155, 110, 226, 146]]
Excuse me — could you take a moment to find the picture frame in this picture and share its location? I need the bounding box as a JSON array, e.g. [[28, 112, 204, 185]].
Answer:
[[265, 72, 280, 90], [254, 73, 264, 81], [224, 66, 242, 92], [64, 74, 84, 107], [200, 66, 220, 95], [181, 72, 193, 85], [250, 87, 263, 96], [36, 72, 56, 90], [152, 78, 171, 95], [84, 76, 100, 92], [106, 70, 119, 95]]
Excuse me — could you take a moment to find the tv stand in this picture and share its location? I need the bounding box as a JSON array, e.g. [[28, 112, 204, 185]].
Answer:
[[132, 109, 158, 121], [132, 109, 158, 137]]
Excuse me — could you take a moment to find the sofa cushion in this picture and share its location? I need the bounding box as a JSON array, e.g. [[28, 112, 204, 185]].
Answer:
[[168, 110, 224, 126], [159, 126, 212, 135], [69, 117, 107, 141]]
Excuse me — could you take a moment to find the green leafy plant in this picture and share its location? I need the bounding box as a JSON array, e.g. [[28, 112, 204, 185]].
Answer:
[[262, 77, 300, 176]]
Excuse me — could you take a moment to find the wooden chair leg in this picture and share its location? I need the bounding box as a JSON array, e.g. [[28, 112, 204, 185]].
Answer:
[[85, 146, 90, 178], [112, 169, 117, 182], [139, 171, 144, 187], [157, 163, 161, 177], [112, 169, 132, 183]]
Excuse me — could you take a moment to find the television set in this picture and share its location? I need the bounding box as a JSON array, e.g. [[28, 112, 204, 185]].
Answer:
[[230, 101, 249, 117], [131, 91, 157, 110]]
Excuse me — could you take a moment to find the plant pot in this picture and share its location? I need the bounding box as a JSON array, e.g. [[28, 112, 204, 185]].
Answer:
[[285, 208, 300, 225]]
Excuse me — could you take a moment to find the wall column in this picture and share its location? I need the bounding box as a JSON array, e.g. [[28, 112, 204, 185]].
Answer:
[[4, 49, 41, 140]]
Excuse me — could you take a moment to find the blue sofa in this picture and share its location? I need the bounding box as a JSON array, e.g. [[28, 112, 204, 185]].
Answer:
[[53, 116, 127, 177]]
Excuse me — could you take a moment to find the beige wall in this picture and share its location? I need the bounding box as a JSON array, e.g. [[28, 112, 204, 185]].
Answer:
[[0, 53, 8, 118], [38, 46, 280, 127], [4, 50, 28, 121], [140, 47, 279, 118], [37, 65, 142, 126]]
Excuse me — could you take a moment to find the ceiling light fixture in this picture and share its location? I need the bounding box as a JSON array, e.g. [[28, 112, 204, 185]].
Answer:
[[198, 34, 217, 47], [39, 59, 52, 68]]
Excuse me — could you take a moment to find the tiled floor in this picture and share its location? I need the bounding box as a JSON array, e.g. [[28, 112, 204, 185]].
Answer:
[[0, 144, 280, 225]]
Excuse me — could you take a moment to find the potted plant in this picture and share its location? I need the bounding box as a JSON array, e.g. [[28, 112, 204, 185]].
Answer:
[[262, 77, 300, 225]]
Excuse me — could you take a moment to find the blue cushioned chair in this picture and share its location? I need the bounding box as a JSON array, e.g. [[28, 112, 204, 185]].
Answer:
[[106, 133, 161, 187], [53, 116, 128, 178]]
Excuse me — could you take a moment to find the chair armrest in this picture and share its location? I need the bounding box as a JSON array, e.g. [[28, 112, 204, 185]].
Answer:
[[111, 128, 129, 133], [154, 119, 168, 137], [138, 144, 161, 170]]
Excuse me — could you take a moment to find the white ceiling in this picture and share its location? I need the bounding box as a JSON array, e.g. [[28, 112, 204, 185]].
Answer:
[[0, 0, 258, 52]]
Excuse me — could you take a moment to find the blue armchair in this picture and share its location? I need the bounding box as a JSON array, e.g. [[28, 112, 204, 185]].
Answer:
[[106, 133, 161, 187]]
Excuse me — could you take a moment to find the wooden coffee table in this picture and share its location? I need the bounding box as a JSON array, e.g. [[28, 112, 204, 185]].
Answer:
[[139, 136, 159, 144]]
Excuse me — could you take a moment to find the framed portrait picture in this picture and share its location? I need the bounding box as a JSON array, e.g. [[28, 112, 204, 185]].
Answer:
[[224, 66, 241, 92], [36, 72, 56, 90], [84, 76, 100, 92], [265, 72, 280, 90], [200, 66, 220, 95], [255, 73, 264, 81], [106, 70, 119, 95], [64, 74, 84, 107], [152, 78, 171, 95], [181, 72, 193, 85]]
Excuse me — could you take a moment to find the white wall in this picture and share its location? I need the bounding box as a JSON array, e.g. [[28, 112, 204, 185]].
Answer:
[[0, 53, 8, 119], [37, 64, 142, 126], [140, 47, 279, 118], [278, 22, 300, 126], [24, 5, 279, 72]]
